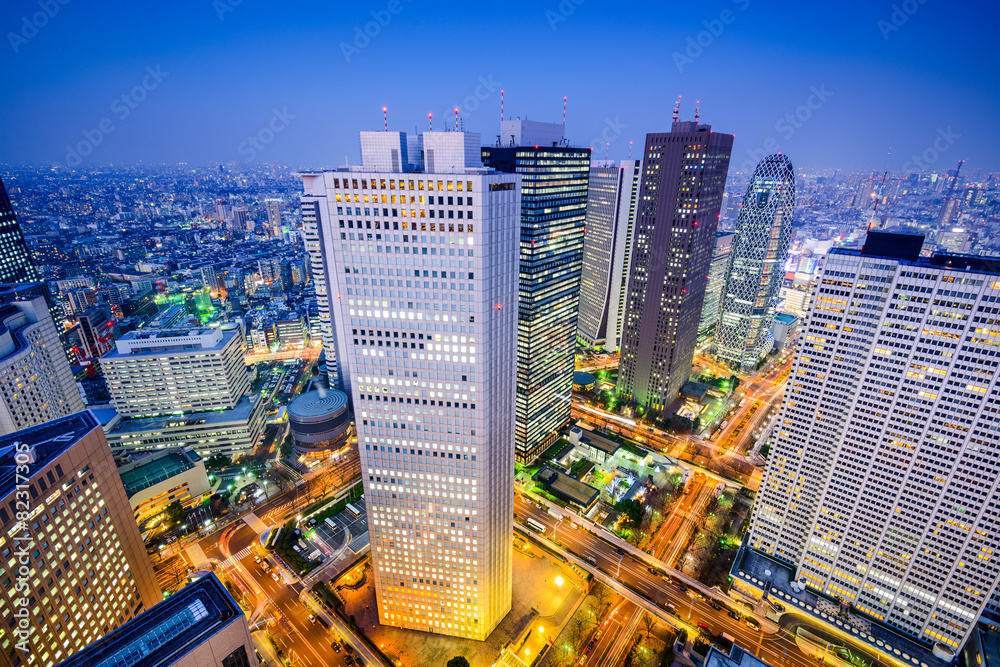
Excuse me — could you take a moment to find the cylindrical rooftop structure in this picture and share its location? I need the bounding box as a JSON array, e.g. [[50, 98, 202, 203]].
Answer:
[[287, 389, 351, 459]]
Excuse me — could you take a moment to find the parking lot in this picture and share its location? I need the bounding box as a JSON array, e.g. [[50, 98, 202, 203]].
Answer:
[[308, 499, 368, 558]]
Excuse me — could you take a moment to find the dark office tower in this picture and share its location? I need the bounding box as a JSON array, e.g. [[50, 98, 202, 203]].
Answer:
[[617, 120, 733, 414], [483, 120, 591, 463], [0, 175, 40, 283], [714, 154, 796, 371]]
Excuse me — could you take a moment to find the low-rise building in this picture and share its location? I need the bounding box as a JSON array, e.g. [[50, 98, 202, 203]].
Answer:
[[119, 446, 211, 524]]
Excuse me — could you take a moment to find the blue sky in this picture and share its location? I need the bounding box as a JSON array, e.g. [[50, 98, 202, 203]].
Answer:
[[1, 0, 997, 173]]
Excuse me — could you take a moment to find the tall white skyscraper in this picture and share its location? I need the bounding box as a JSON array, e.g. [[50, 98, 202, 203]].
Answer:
[[301, 130, 520, 640], [748, 232, 1000, 651], [577, 160, 641, 353]]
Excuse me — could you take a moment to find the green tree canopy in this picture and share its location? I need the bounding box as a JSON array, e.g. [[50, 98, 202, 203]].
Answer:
[[447, 657, 471, 667]]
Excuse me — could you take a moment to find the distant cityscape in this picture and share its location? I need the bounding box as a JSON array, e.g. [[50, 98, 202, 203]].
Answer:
[[0, 106, 997, 667]]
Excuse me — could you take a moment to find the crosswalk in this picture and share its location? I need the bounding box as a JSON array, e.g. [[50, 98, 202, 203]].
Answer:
[[219, 546, 253, 569]]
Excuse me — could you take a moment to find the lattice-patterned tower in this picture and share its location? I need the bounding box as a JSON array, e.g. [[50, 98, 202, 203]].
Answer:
[[714, 154, 796, 372]]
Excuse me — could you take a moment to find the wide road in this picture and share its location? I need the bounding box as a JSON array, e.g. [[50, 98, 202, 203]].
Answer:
[[220, 523, 351, 667], [515, 497, 821, 667]]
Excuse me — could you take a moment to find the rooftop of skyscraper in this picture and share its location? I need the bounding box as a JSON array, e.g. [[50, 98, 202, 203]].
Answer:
[[832, 231, 1000, 275], [0, 411, 100, 499], [53, 573, 243, 667]]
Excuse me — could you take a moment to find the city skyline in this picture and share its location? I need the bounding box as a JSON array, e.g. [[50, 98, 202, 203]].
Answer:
[[0, 1, 998, 172]]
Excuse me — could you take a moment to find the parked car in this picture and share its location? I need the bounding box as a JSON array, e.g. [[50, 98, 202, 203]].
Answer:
[[727, 610, 740, 620], [677, 584, 688, 592], [746, 618, 761, 631], [709, 601, 722, 611], [308, 614, 317, 624], [647, 567, 659, 576], [253, 555, 261, 563], [270, 572, 279, 582], [661, 603, 676, 613], [345, 657, 355, 666], [586, 556, 597, 565], [331, 642, 342, 652]]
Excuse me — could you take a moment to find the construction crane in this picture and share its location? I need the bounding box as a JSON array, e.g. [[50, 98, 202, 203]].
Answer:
[[936, 159, 965, 227]]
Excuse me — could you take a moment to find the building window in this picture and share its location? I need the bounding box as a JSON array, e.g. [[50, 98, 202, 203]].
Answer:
[[222, 646, 251, 667]]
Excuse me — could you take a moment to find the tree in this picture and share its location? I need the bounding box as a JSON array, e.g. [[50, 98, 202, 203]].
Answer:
[[447, 657, 470, 667], [640, 612, 657, 642], [614, 498, 644, 527], [163, 501, 184, 527]]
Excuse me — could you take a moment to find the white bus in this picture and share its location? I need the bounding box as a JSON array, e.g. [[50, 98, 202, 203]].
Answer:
[[526, 518, 546, 534], [345, 503, 361, 518]]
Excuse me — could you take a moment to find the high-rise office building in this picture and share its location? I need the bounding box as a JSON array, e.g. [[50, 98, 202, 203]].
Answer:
[[0, 176, 40, 284], [698, 231, 734, 339], [482, 119, 590, 462], [101, 328, 249, 418], [617, 120, 733, 413], [77, 303, 116, 359], [714, 154, 796, 371], [577, 160, 641, 353], [265, 198, 282, 238], [0, 411, 161, 667], [54, 574, 250, 667], [301, 129, 520, 640], [0, 284, 85, 435], [748, 232, 1000, 651]]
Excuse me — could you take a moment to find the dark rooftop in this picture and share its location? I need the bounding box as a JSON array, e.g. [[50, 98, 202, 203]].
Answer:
[[532, 465, 600, 508], [833, 232, 1000, 277], [54, 573, 242, 667], [0, 411, 99, 499], [861, 231, 923, 261]]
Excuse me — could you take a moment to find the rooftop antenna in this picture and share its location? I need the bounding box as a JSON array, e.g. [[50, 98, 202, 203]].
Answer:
[[605, 142, 609, 160], [501, 89, 504, 125], [428, 112, 433, 132], [672, 95, 682, 123], [454, 107, 459, 132], [628, 141, 633, 161], [383, 106, 387, 132], [695, 100, 700, 124], [563, 96, 567, 130]]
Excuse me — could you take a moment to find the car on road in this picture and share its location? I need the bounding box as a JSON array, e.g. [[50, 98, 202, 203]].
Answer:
[[253, 555, 261, 563], [586, 556, 597, 565], [696, 592, 707, 601], [697, 622, 712, 634], [535, 503, 542, 509], [708, 601, 722, 611], [647, 567, 659, 576], [727, 610, 740, 620], [331, 642, 342, 652], [270, 572, 279, 582], [746, 618, 761, 631], [614, 548, 625, 556], [660, 602, 675, 613], [308, 614, 317, 624], [345, 657, 355, 666], [677, 583, 688, 592]]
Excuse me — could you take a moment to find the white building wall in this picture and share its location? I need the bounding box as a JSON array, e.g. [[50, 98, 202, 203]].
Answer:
[[750, 248, 1000, 650], [305, 134, 519, 640]]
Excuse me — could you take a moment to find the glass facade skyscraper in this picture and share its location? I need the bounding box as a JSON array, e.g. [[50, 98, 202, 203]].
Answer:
[[617, 121, 733, 413], [482, 133, 590, 463], [714, 154, 796, 371], [0, 175, 40, 283]]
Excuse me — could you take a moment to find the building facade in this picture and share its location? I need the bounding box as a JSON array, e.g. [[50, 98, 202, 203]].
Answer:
[[714, 154, 796, 371], [748, 233, 1000, 651], [53, 573, 253, 667], [577, 160, 641, 353], [0, 411, 161, 667], [119, 446, 211, 524], [301, 129, 519, 640], [0, 176, 40, 284], [699, 231, 735, 339], [0, 285, 85, 435], [617, 121, 733, 413], [101, 328, 248, 418], [482, 121, 591, 462]]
